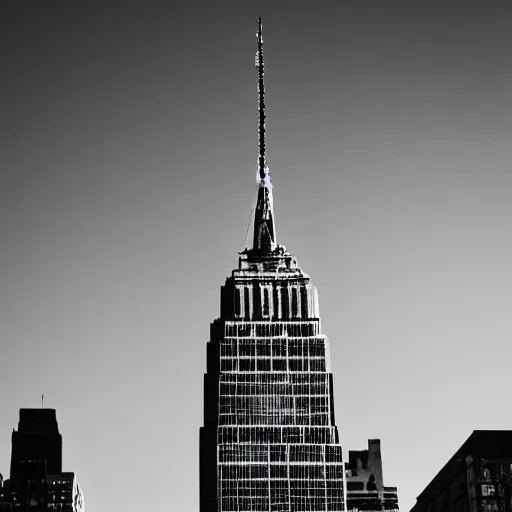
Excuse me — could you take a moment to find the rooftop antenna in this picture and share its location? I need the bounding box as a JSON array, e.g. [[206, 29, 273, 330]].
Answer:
[[251, 17, 276, 252], [41, 394, 44, 409], [256, 16, 267, 182]]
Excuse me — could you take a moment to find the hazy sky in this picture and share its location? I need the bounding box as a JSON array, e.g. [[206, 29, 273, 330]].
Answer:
[[2, 1, 512, 511]]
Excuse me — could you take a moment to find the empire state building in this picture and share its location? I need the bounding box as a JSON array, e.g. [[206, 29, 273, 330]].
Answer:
[[200, 18, 346, 512]]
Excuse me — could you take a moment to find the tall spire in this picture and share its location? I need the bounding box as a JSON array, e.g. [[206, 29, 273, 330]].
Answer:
[[256, 16, 267, 181], [252, 17, 276, 253]]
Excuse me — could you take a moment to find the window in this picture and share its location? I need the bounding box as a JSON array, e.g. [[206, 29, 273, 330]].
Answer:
[[270, 465, 288, 479], [291, 287, 299, 317], [257, 358, 271, 372], [326, 465, 344, 480], [289, 359, 303, 372], [244, 287, 251, 319], [270, 446, 287, 462], [256, 342, 270, 357], [301, 286, 309, 317], [310, 359, 326, 372], [481, 484, 495, 497], [221, 359, 237, 372], [272, 340, 286, 357], [482, 467, 491, 481], [272, 359, 287, 372], [234, 287, 241, 317], [482, 499, 499, 512], [239, 359, 255, 371], [239, 341, 254, 357], [347, 482, 364, 491], [262, 286, 270, 317], [289, 340, 302, 357]]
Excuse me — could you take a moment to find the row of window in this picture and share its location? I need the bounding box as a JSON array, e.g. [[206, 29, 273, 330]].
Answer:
[[479, 497, 512, 512], [220, 480, 270, 493], [216, 426, 339, 444], [220, 489, 332, 500], [221, 358, 326, 373], [346, 497, 383, 509], [479, 463, 512, 482], [220, 372, 330, 384], [233, 284, 311, 320], [15, 478, 71, 486], [220, 395, 329, 408], [219, 414, 330, 426], [224, 322, 319, 338], [219, 464, 345, 480], [220, 496, 345, 512], [219, 382, 330, 397], [219, 479, 339, 493], [219, 397, 330, 424], [219, 444, 342, 463], [221, 338, 327, 358]]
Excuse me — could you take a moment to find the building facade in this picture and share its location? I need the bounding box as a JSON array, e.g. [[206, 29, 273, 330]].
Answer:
[[411, 430, 512, 512], [0, 409, 84, 512], [199, 18, 346, 512], [345, 439, 399, 511]]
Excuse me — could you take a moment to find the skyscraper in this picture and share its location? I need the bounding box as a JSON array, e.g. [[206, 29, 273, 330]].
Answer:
[[0, 409, 84, 512], [199, 18, 346, 512], [10, 409, 62, 482]]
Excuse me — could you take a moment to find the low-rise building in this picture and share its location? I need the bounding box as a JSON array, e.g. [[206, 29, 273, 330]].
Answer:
[[346, 439, 399, 511]]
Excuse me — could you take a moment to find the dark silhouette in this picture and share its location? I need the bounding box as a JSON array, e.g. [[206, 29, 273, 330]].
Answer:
[[411, 430, 512, 512], [0, 409, 84, 512]]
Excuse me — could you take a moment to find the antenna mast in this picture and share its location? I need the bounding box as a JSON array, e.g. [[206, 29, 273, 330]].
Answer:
[[251, 17, 276, 252], [256, 17, 267, 182]]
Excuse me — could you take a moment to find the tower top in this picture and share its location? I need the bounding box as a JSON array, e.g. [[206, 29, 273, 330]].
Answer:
[[251, 17, 277, 253]]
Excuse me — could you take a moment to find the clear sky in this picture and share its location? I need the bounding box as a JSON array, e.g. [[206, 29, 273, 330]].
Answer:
[[2, 1, 512, 511]]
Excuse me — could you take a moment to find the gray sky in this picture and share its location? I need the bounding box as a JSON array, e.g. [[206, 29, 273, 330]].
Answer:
[[2, 1, 512, 510]]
